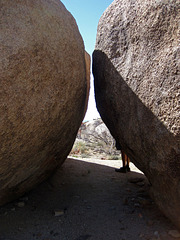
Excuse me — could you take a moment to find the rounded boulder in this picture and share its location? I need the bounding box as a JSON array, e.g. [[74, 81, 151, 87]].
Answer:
[[0, 0, 88, 205]]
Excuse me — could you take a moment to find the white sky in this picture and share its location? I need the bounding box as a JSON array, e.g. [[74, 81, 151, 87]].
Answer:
[[83, 73, 100, 122]]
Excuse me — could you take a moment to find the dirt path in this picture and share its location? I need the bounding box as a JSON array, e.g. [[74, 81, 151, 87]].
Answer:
[[0, 157, 179, 240]]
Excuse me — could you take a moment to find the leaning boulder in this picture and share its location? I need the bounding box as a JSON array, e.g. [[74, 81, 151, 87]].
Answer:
[[93, 0, 180, 229], [0, 0, 89, 205]]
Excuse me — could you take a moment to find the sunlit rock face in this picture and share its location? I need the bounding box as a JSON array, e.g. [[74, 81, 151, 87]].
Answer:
[[83, 52, 91, 118], [0, 0, 89, 205], [93, 0, 180, 229]]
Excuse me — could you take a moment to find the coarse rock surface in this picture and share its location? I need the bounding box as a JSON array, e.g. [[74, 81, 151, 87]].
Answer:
[[0, 157, 179, 240], [93, 0, 180, 229], [0, 0, 88, 206], [83, 52, 91, 118]]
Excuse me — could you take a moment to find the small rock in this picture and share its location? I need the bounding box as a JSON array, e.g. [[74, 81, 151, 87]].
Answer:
[[86, 206, 91, 209], [168, 230, 180, 238], [134, 203, 140, 207], [54, 210, 64, 217], [110, 206, 116, 210], [75, 234, 92, 240], [36, 233, 42, 237], [154, 231, 159, 239], [49, 230, 58, 237], [64, 207, 68, 212], [120, 227, 125, 231], [136, 181, 145, 187], [137, 188, 146, 193], [128, 209, 135, 214], [128, 177, 144, 184], [19, 196, 28, 202], [11, 208, 16, 211], [31, 205, 37, 211], [138, 198, 152, 207], [17, 202, 25, 207], [139, 233, 144, 238], [123, 197, 128, 205], [74, 195, 80, 199], [111, 177, 116, 180], [53, 232, 59, 236], [146, 220, 154, 226]]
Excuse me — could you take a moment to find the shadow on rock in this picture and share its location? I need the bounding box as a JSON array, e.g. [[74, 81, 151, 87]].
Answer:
[[93, 50, 180, 229]]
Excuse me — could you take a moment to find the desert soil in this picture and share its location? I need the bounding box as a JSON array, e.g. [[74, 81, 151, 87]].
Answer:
[[0, 157, 179, 240]]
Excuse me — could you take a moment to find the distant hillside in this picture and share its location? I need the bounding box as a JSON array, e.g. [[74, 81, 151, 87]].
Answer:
[[69, 118, 121, 160]]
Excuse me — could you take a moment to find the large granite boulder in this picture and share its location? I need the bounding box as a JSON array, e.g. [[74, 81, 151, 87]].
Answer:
[[93, 0, 180, 228], [0, 0, 89, 205]]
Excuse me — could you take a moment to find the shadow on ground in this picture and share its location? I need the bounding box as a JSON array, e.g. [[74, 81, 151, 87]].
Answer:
[[0, 158, 177, 240]]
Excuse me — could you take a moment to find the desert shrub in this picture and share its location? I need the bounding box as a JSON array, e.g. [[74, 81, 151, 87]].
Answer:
[[97, 141, 104, 147], [107, 155, 121, 160], [81, 153, 90, 158], [71, 140, 88, 155]]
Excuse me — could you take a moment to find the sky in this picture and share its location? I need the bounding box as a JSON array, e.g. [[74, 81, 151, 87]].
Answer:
[[61, 0, 114, 121]]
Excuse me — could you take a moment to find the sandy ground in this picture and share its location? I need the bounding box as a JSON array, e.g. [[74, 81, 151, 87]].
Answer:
[[0, 157, 179, 240]]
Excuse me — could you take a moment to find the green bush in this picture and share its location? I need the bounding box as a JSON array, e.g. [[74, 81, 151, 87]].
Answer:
[[71, 140, 88, 155], [97, 141, 104, 147], [81, 153, 90, 158], [107, 155, 121, 160]]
